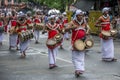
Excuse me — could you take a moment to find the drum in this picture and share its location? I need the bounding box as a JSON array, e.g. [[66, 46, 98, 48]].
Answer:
[[74, 39, 86, 51], [46, 38, 57, 48], [26, 30, 34, 39], [101, 30, 111, 37], [27, 23, 33, 29], [0, 27, 4, 33], [18, 32, 26, 42], [35, 23, 44, 30], [110, 29, 118, 36], [54, 33, 63, 43], [25, 31, 30, 40], [84, 39, 94, 49]]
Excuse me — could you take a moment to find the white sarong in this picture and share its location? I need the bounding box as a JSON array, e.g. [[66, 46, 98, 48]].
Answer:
[[48, 47, 58, 65], [9, 34, 18, 47], [34, 30, 40, 41], [0, 33, 3, 42], [64, 32, 69, 39], [101, 38, 114, 59], [72, 51, 85, 71], [20, 40, 29, 53]]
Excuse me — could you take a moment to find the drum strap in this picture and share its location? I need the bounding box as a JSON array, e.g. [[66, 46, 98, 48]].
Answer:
[[72, 30, 79, 45]]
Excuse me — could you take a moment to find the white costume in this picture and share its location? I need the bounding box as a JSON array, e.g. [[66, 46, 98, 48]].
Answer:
[[48, 47, 58, 65], [72, 51, 85, 71], [33, 17, 41, 43], [70, 10, 87, 76], [20, 40, 30, 53], [0, 21, 4, 45], [8, 20, 18, 49], [96, 7, 116, 61], [101, 38, 114, 60], [0, 33, 3, 43]]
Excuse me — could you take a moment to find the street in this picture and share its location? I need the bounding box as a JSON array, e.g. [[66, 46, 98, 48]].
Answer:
[[0, 33, 120, 80]]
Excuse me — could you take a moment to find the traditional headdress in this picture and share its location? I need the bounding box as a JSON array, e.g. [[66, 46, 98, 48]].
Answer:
[[102, 7, 110, 13]]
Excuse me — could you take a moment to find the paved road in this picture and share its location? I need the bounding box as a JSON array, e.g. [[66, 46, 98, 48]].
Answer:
[[0, 33, 120, 80]]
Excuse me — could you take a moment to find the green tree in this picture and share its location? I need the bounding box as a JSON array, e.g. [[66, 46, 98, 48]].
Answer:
[[21, 0, 74, 11]]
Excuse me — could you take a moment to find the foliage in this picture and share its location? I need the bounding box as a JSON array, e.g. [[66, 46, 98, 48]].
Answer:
[[22, 0, 74, 11]]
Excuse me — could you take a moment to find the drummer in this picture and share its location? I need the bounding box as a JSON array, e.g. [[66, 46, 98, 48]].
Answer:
[[62, 12, 69, 40], [44, 15, 62, 69], [16, 12, 30, 58], [56, 16, 64, 49], [33, 10, 42, 44], [95, 7, 117, 62], [65, 10, 90, 77], [8, 11, 18, 50], [0, 13, 5, 45], [26, 11, 33, 31]]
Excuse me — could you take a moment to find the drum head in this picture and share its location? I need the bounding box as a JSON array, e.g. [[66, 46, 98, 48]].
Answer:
[[74, 40, 85, 51], [54, 33, 63, 42], [110, 29, 118, 36], [101, 30, 111, 37], [46, 39, 56, 46], [84, 39, 94, 49]]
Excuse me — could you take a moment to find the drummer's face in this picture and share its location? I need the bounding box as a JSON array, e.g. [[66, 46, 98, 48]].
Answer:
[[76, 14, 83, 21], [104, 11, 109, 15], [50, 18, 55, 22]]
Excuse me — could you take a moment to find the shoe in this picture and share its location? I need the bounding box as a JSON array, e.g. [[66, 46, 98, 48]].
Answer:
[[49, 64, 58, 69], [9, 46, 11, 50], [23, 52, 26, 57], [16, 46, 19, 50], [75, 70, 83, 78], [20, 53, 26, 58], [66, 38, 70, 41], [35, 41, 39, 44], [60, 45, 64, 49], [54, 65, 58, 67], [111, 58, 117, 62], [75, 72, 80, 78], [102, 58, 117, 62]]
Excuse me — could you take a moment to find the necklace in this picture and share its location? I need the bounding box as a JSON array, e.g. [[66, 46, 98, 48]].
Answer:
[[103, 14, 109, 19], [47, 23, 58, 30], [75, 19, 83, 25]]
